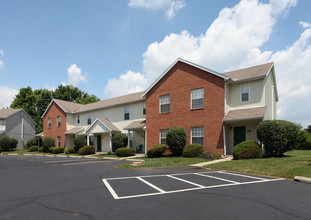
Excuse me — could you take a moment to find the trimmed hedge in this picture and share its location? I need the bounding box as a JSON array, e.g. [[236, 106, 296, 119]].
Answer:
[[29, 146, 39, 152], [297, 130, 311, 150], [74, 134, 87, 152], [166, 127, 187, 156], [42, 137, 54, 153], [112, 133, 128, 152], [183, 143, 204, 158], [51, 146, 65, 154], [0, 136, 18, 151], [68, 146, 76, 154], [38, 147, 43, 152], [0, 147, 3, 153], [147, 144, 167, 158], [257, 120, 300, 157], [107, 150, 112, 155], [198, 151, 222, 160], [116, 148, 135, 157], [26, 138, 37, 149], [79, 145, 95, 155], [233, 141, 262, 160]]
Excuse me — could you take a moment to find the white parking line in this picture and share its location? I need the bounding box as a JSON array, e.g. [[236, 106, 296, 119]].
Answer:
[[137, 177, 166, 193], [102, 179, 119, 199], [216, 171, 267, 180], [195, 172, 239, 184], [63, 161, 110, 166], [44, 159, 96, 164], [167, 175, 205, 188]]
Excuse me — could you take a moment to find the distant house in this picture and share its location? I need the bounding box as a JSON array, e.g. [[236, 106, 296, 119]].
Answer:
[[0, 109, 36, 149]]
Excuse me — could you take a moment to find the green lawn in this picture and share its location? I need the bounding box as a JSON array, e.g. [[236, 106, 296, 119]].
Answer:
[[118, 157, 210, 168], [204, 150, 311, 179]]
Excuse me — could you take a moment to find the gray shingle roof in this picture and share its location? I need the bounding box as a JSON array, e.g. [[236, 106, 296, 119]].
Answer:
[[0, 109, 22, 119], [223, 106, 267, 122], [98, 118, 120, 132], [124, 120, 146, 130], [224, 63, 273, 81]]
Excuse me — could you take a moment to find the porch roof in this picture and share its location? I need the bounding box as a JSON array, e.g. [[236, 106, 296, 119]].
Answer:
[[124, 120, 146, 130], [85, 118, 120, 133], [63, 127, 84, 135], [0, 130, 5, 135], [35, 132, 44, 137], [223, 106, 267, 122]]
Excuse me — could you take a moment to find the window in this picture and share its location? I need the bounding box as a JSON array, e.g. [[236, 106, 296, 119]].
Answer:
[[48, 118, 51, 128], [241, 84, 250, 102], [124, 106, 130, 120], [160, 94, 170, 113], [57, 116, 61, 127], [87, 113, 92, 125], [57, 136, 61, 147], [191, 127, 204, 145], [160, 129, 168, 145], [191, 88, 204, 109], [143, 103, 146, 115], [77, 115, 80, 124]]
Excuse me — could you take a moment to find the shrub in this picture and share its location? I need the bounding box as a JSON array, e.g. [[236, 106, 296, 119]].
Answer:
[[79, 145, 95, 155], [116, 148, 135, 157], [38, 147, 43, 152], [112, 133, 128, 152], [0, 147, 2, 153], [257, 120, 300, 157], [26, 138, 37, 149], [107, 150, 112, 155], [233, 141, 262, 160], [51, 146, 65, 154], [74, 134, 87, 152], [68, 146, 76, 154], [166, 127, 187, 156], [297, 130, 311, 150], [0, 136, 18, 151], [29, 146, 39, 152], [65, 150, 70, 154], [147, 144, 167, 158], [183, 143, 204, 158], [42, 137, 54, 152], [198, 151, 222, 160]]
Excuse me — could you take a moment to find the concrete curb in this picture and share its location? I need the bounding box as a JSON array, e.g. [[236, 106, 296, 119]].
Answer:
[[294, 176, 311, 184]]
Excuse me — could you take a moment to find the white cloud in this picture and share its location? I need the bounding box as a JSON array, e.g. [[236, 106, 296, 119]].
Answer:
[[128, 0, 186, 19], [0, 86, 19, 109], [66, 64, 87, 87], [0, 50, 4, 56], [0, 49, 4, 69], [104, 71, 148, 97]]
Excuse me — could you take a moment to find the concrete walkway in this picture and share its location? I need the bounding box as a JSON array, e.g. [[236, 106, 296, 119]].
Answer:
[[190, 156, 233, 167]]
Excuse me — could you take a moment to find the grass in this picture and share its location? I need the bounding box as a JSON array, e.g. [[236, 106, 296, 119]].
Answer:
[[94, 154, 121, 159], [204, 150, 311, 179], [118, 157, 210, 168]]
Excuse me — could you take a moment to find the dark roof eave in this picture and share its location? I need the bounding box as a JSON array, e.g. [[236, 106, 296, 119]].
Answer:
[[222, 116, 264, 123]]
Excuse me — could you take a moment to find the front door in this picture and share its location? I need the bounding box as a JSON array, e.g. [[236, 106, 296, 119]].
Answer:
[[234, 126, 246, 147], [97, 135, 102, 152]]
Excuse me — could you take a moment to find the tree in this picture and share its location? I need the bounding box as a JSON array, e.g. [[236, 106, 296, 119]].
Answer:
[[112, 133, 128, 152], [74, 134, 87, 152], [166, 127, 187, 156], [305, 125, 311, 134]]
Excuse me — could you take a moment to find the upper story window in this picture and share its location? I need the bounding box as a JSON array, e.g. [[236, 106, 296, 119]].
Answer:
[[143, 103, 146, 115], [48, 118, 51, 128], [57, 136, 61, 147], [124, 106, 130, 120], [241, 84, 250, 102], [160, 129, 168, 145], [191, 88, 204, 109], [77, 115, 80, 124], [160, 94, 170, 113], [87, 113, 92, 125], [191, 127, 204, 146], [57, 116, 61, 127]]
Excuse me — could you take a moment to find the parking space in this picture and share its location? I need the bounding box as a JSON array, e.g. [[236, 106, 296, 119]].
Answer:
[[103, 171, 282, 200]]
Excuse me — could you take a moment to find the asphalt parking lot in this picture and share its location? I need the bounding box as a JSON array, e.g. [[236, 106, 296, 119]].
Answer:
[[0, 155, 310, 220]]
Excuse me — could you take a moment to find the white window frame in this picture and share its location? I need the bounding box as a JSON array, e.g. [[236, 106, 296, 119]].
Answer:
[[143, 103, 146, 115], [48, 118, 51, 128], [77, 115, 80, 124], [191, 88, 204, 109], [191, 127, 204, 146], [241, 84, 250, 102], [57, 136, 61, 147], [87, 113, 92, 125], [57, 116, 61, 127], [160, 94, 170, 113], [160, 129, 168, 145], [124, 106, 130, 120]]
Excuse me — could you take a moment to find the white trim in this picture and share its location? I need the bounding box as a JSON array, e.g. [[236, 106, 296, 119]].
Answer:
[[191, 127, 204, 145], [240, 84, 250, 102], [223, 124, 226, 156], [143, 58, 228, 97], [85, 118, 112, 133], [191, 88, 204, 109], [41, 99, 67, 119]]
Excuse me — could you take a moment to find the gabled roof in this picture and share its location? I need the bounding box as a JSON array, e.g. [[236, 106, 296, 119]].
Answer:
[[42, 92, 145, 118], [85, 118, 120, 133], [143, 58, 229, 97], [222, 106, 267, 122], [0, 109, 22, 119], [224, 62, 274, 81], [63, 127, 84, 135], [124, 120, 146, 130]]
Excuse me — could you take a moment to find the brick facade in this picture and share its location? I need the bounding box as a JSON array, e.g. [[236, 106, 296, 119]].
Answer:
[[43, 102, 67, 147], [145, 61, 225, 155]]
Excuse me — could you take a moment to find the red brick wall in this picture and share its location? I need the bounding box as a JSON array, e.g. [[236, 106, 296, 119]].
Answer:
[[146, 61, 225, 155], [43, 102, 67, 147]]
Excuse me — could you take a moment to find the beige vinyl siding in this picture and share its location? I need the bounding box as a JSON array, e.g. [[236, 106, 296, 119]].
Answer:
[[264, 72, 276, 120]]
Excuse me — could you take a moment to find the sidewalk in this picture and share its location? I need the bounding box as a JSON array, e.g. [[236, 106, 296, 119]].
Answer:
[[190, 156, 233, 167]]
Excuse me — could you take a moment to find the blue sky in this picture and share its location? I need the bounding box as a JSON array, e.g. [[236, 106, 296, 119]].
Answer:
[[0, 0, 310, 128]]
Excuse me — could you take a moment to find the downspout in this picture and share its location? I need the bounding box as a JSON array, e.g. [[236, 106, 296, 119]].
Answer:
[[223, 124, 226, 156], [143, 126, 147, 155]]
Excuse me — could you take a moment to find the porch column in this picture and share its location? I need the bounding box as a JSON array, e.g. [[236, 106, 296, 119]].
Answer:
[[109, 132, 112, 151], [127, 130, 130, 148], [87, 134, 90, 145], [223, 124, 226, 156], [143, 126, 147, 155]]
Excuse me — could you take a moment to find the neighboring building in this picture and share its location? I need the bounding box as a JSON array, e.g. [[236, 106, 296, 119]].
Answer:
[[143, 58, 277, 155], [0, 108, 36, 149], [41, 58, 277, 155], [41, 92, 146, 152]]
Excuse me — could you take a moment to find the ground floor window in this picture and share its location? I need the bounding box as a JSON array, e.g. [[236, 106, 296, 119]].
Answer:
[[160, 129, 168, 145], [57, 136, 61, 147], [191, 127, 204, 145]]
